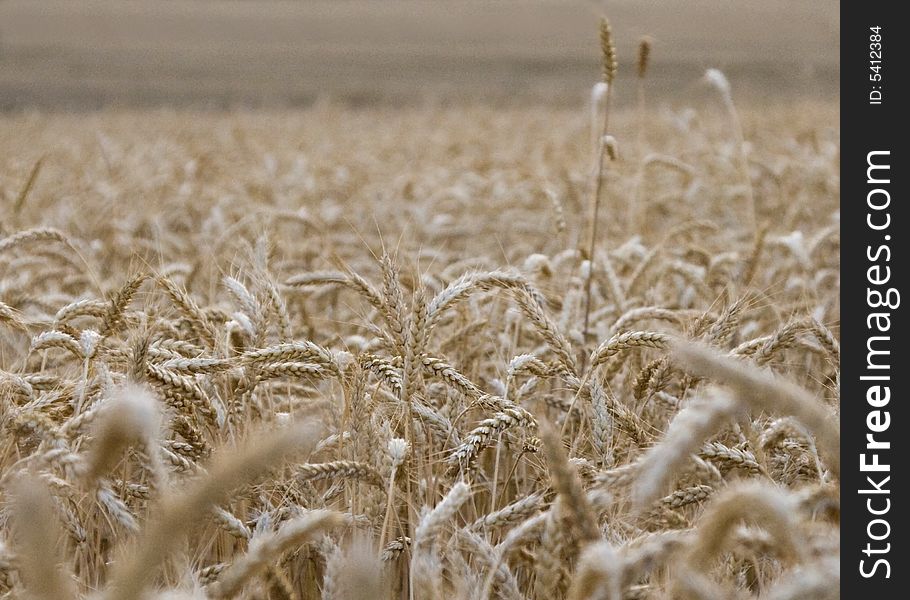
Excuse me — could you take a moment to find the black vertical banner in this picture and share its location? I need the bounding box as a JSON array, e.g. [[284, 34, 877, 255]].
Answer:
[[842, 2, 906, 596]]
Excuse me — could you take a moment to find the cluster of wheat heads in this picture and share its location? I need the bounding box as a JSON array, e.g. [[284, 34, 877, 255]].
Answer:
[[1, 43, 839, 600]]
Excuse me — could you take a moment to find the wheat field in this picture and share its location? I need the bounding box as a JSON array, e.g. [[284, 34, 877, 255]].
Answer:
[[0, 55, 840, 600]]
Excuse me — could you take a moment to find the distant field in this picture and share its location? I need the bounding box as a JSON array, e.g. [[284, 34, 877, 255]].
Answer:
[[0, 0, 839, 110]]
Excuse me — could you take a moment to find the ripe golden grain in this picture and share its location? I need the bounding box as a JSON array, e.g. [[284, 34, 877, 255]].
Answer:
[[0, 20, 838, 599]]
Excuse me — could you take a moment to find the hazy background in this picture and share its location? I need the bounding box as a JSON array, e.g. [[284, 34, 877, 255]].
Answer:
[[0, 0, 839, 111]]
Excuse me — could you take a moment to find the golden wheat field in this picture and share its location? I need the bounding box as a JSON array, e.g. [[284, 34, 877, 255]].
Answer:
[[0, 66, 840, 600]]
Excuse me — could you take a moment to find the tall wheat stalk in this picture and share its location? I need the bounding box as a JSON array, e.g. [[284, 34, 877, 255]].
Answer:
[[582, 17, 620, 346]]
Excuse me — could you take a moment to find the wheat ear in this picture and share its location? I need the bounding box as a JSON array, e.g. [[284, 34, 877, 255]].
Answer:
[[103, 423, 320, 600], [208, 510, 345, 598], [636, 36, 652, 151], [673, 482, 801, 599], [8, 478, 77, 600], [672, 340, 839, 479], [567, 540, 622, 600], [632, 387, 739, 508]]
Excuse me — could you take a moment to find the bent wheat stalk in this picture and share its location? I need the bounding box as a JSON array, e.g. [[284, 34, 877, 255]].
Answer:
[[208, 510, 345, 598], [103, 423, 320, 600], [671, 340, 840, 479], [672, 482, 801, 599]]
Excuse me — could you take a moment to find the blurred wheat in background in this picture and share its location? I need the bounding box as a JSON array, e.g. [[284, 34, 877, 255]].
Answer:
[[0, 1, 838, 599]]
